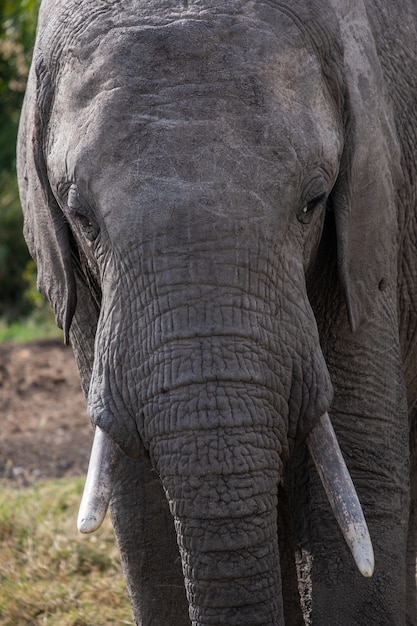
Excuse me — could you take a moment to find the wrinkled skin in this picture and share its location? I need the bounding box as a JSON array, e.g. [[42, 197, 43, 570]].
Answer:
[[17, 0, 417, 624]]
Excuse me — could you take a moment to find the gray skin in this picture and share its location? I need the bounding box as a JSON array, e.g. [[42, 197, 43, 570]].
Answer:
[[17, 0, 417, 624]]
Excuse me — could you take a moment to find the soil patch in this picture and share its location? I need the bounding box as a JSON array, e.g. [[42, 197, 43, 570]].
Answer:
[[0, 339, 91, 485]]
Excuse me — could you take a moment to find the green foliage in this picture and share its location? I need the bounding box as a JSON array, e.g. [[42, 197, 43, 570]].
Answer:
[[0, 168, 58, 333], [0, 0, 41, 173], [0, 477, 134, 625], [0, 313, 62, 342], [0, 0, 56, 332], [0, 171, 32, 319]]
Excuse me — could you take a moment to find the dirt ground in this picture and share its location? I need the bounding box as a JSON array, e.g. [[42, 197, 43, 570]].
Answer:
[[0, 339, 92, 485]]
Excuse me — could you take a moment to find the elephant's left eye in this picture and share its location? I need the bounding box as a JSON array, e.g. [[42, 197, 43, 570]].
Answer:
[[298, 192, 327, 225]]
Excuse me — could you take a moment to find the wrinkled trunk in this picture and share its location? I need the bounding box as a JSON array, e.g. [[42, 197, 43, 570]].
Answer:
[[163, 441, 282, 622], [80, 204, 376, 623], [87, 257, 330, 624], [133, 279, 293, 624], [150, 378, 285, 625], [83, 193, 334, 623]]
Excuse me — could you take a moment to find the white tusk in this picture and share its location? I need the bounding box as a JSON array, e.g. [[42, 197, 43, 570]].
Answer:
[[77, 426, 122, 533], [306, 412, 375, 578]]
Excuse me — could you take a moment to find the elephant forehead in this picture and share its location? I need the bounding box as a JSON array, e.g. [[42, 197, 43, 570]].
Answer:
[[48, 15, 340, 188], [47, 1, 330, 122]]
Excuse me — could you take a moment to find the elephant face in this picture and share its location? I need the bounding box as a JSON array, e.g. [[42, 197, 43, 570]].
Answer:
[[43, 7, 341, 457], [19, 1, 401, 623]]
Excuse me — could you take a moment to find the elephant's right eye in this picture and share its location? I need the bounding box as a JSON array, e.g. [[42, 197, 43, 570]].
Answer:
[[67, 186, 99, 242]]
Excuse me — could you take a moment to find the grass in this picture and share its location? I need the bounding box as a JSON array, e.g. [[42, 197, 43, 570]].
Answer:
[[0, 477, 133, 625], [0, 303, 63, 343], [0, 318, 63, 343]]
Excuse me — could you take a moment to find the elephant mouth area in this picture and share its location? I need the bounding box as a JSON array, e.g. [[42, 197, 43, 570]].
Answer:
[[88, 331, 333, 464]]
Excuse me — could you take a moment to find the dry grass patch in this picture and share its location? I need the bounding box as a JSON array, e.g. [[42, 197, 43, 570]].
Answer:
[[0, 477, 133, 625]]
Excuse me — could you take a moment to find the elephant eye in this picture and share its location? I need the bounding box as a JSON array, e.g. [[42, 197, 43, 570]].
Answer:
[[67, 186, 98, 241], [298, 192, 327, 225], [73, 210, 94, 230]]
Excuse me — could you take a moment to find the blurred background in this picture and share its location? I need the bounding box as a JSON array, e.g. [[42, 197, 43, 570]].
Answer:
[[0, 0, 61, 342]]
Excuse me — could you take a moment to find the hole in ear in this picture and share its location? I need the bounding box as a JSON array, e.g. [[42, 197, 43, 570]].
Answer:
[[378, 278, 387, 292]]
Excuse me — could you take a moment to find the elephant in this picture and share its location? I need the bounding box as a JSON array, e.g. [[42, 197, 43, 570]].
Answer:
[[16, 0, 417, 624]]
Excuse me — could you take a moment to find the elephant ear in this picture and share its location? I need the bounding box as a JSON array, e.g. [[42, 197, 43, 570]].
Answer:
[[17, 57, 76, 344], [331, 0, 402, 332]]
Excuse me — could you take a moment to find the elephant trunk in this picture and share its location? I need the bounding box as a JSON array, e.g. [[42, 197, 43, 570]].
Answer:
[[169, 475, 282, 625], [80, 216, 373, 621], [79, 353, 373, 624], [80, 437, 283, 624], [149, 380, 285, 625]]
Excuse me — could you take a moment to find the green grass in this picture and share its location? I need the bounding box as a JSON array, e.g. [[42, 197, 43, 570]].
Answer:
[[0, 299, 63, 343], [0, 477, 133, 625], [0, 318, 63, 343]]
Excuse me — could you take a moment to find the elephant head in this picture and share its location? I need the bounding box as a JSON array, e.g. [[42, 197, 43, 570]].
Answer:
[[18, 0, 402, 624]]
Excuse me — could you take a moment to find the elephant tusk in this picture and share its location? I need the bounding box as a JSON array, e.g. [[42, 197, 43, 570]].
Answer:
[[77, 426, 122, 533], [306, 412, 375, 578]]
